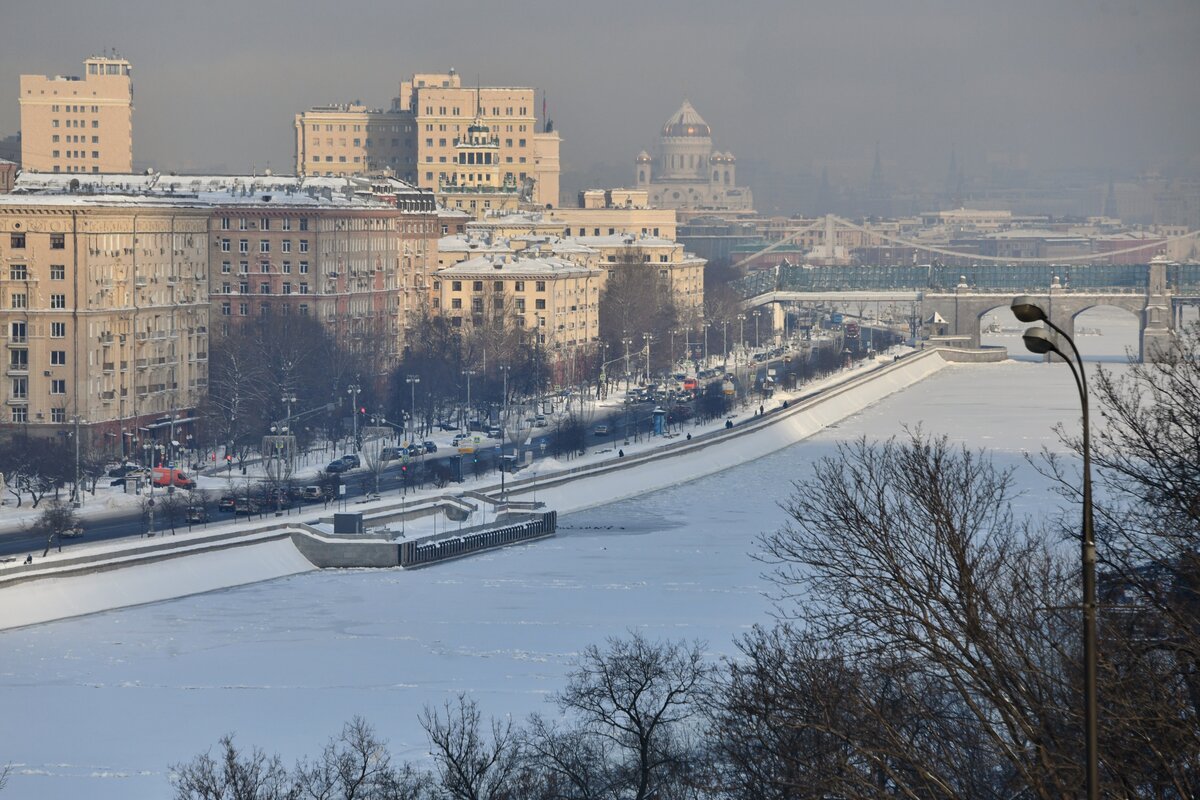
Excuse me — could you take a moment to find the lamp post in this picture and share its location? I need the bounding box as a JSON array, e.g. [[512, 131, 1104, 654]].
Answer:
[[622, 336, 633, 389], [142, 440, 155, 536], [71, 414, 85, 509], [462, 368, 476, 428], [737, 313, 746, 357], [406, 375, 420, 442], [1011, 295, 1098, 800], [722, 320, 729, 373], [703, 322, 710, 367], [498, 364, 510, 487], [347, 382, 362, 451], [752, 309, 762, 349], [642, 332, 653, 384]]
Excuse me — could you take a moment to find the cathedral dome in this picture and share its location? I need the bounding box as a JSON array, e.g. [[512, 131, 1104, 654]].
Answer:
[[661, 100, 711, 138]]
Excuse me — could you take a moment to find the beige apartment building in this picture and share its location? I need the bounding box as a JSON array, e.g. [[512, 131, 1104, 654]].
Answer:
[[566, 234, 705, 318], [294, 104, 416, 180], [294, 71, 562, 207], [19, 55, 133, 174], [0, 196, 209, 450], [466, 207, 678, 241], [433, 254, 603, 355]]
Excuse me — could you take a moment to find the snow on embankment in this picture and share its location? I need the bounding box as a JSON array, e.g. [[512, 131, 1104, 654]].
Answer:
[[516, 348, 962, 515], [0, 532, 317, 631]]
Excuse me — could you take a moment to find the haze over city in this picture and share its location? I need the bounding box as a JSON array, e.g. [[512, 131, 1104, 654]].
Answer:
[[3, 0, 1199, 210]]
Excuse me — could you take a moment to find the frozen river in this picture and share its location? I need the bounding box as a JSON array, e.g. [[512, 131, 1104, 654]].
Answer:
[[0, 358, 1106, 798]]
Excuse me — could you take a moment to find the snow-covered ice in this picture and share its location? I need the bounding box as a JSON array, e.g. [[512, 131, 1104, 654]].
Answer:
[[0, 360, 1106, 799]]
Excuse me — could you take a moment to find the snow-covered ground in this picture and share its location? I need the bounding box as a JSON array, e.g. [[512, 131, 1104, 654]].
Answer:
[[0, 358, 1102, 799]]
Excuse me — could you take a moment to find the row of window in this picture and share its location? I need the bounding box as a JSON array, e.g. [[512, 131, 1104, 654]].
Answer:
[[309, 124, 414, 134], [219, 238, 309, 253], [52, 149, 100, 160], [9, 293, 67, 309], [219, 217, 309, 231], [423, 106, 529, 118], [449, 297, 547, 311], [8, 322, 66, 340], [7, 407, 67, 424], [447, 279, 547, 292], [8, 233, 66, 249], [218, 282, 310, 295], [50, 119, 99, 129], [220, 301, 309, 317], [7, 264, 66, 280], [220, 260, 309, 274], [50, 104, 100, 113], [51, 134, 100, 144]]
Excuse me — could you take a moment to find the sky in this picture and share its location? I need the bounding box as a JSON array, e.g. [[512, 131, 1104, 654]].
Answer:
[[2, 0, 1198, 190]]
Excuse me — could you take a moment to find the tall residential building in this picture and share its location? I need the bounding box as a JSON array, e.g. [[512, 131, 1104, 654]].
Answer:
[[294, 70, 562, 208], [19, 55, 133, 174], [634, 100, 753, 212], [0, 195, 209, 446]]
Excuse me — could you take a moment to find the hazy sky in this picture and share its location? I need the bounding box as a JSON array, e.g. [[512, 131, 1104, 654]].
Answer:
[[3, 0, 1198, 185]]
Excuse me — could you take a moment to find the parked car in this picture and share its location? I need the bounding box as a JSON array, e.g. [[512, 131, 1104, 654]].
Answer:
[[300, 485, 325, 502], [406, 444, 424, 457], [379, 446, 403, 461], [487, 426, 503, 439], [422, 440, 438, 454], [436, 420, 458, 431], [534, 415, 547, 427], [594, 424, 610, 436], [325, 460, 347, 473], [234, 498, 260, 515], [340, 454, 361, 469], [185, 507, 209, 524], [62, 525, 85, 538], [107, 463, 146, 478], [217, 495, 237, 512]]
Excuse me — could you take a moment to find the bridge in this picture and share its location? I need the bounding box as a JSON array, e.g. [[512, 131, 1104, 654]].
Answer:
[[736, 259, 1200, 361]]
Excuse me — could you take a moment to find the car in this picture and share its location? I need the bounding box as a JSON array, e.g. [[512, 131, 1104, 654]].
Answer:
[[487, 427, 502, 439], [300, 485, 325, 502], [594, 424, 610, 436], [451, 432, 469, 445], [234, 498, 260, 515], [436, 420, 458, 431], [533, 414, 547, 427], [217, 495, 237, 512], [185, 507, 209, 523], [422, 440, 438, 454], [405, 444, 423, 457], [62, 525, 85, 538], [107, 463, 145, 478], [325, 460, 348, 473], [379, 446, 402, 461], [340, 454, 361, 469]]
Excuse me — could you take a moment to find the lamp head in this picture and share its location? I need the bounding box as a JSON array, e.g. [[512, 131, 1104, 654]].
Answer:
[[1011, 295, 1047, 323], [1022, 326, 1060, 356]]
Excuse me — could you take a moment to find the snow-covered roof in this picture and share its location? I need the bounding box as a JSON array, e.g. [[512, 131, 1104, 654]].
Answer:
[[438, 235, 510, 253], [436, 254, 601, 278], [569, 234, 678, 248]]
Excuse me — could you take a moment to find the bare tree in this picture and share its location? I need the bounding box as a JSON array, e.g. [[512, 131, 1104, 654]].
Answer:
[[32, 499, 79, 557], [293, 716, 429, 800], [170, 734, 297, 800], [419, 694, 520, 800]]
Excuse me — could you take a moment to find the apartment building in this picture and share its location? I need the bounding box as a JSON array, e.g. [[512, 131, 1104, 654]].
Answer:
[[565, 234, 704, 318], [0, 196, 209, 447], [294, 104, 416, 180], [433, 254, 603, 354], [19, 55, 133, 174]]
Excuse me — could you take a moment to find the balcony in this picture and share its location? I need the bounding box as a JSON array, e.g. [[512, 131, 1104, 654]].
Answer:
[[6, 366, 29, 377], [102, 362, 115, 373], [5, 337, 27, 346]]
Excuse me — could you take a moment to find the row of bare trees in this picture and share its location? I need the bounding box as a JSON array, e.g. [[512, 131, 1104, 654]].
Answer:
[[165, 325, 1199, 799]]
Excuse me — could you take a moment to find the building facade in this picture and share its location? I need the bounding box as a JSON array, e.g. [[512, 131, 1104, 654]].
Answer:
[[19, 55, 133, 174], [294, 104, 416, 180], [433, 254, 603, 355], [0, 197, 209, 449], [634, 100, 753, 212]]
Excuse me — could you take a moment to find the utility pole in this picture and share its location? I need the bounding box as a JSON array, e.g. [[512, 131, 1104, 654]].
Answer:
[[406, 374, 420, 442], [643, 332, 653, 384], [622, 336, 633, 389], [72, 414, 83, 509], [499, 364, 510, 494], [347, 381, 362, 451], [462, 368, 476, 428]]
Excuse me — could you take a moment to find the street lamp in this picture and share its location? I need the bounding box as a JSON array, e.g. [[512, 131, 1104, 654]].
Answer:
[[1011, 295, 1098, 800], [622, 336, 633, 389], [405, 375, 420, 442], [737, 313, 746, 357], [642, 332, 653, 384], [71, 415, 86, 509], [752, 309, 762, 349], [347, 382, 362, 451], [462, 368, 476, 428]]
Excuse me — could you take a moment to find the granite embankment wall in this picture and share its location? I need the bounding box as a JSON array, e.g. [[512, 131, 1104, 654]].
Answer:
[[0, 348, 998, 630]]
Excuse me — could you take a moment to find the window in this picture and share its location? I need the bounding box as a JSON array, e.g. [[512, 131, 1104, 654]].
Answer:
[[221, 302, 231, 316], [282, 283, 292, 295], [239, 217, 248, 231], [299, 218, 308, 231], [9, 350, 28, 368], [299, 304, 309, 316], [51, 379, 66, 395], [239, 261, 249, 274], [220, 238, 230, 252], [50, 294, 66, 309], [282, 260, 292, 274], [299, 261, 309, 274], [50, 264, 65, 280], [239, 281, 249, 294], [239, 239, 249, 254], [299, 282, 309, 294], [260, 261, 270, 273], [11, 407, 27, 423], [9, 264, 27, 280], [260, 282, 270, 294], [221, 282, 230, 294], [259, 303, 270, 316], [493, 297, 504, 310], [239, 303, 249, 316], [451, 298, 462, 309], [299, 240, 309, 253], [515, 298, 526, 312], [50, 351, 66, 365], [10, 378, 27, 400], [220, 217, 230, 230], [472, 280, 483, 291], [451, 280, 462, 291], [514, 280, 525, 291], [260, 240, 270, 253], [261, 218, 270, 231], [472, 298, 484, 313], [282, 240, 291, 253], [10, 233, 25, 249], [536, 281, 546, 291], [535, 299, 546, 309], [51, 408, 66, 423], [50, 322, 65, 338], [282, 219, 292, 231], [493, 280, 504, 292], [221, 260, 231, 274]]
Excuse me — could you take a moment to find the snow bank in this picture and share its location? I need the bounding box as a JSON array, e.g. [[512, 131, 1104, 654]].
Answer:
[[0, 537, 316, 630]]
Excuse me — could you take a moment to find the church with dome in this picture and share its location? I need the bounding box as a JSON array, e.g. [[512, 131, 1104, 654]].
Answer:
[[634, 100, 754, 212]]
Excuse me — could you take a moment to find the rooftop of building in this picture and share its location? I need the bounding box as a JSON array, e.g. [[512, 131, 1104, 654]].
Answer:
[[662, 100, 711, 138], [436, 253, 601, 278], [5, 172, 434, 211]]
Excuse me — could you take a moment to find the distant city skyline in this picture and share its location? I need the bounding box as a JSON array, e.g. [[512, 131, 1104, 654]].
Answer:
[[2, 0, 1198, 208]]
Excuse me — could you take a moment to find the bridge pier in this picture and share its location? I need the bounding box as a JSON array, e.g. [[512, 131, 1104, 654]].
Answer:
[[1143, 260, 1172, 361]]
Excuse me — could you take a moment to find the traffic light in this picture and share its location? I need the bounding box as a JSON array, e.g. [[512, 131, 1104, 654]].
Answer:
[[360, 406, 366, 415]]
